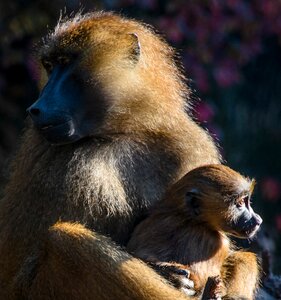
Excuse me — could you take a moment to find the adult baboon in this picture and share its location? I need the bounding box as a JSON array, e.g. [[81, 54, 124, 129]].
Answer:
[[0, 12, 220, 299]]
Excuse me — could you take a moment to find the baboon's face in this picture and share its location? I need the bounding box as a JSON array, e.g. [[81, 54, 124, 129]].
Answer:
[[27, 18, 141, 145], [27, 53, 106, 145]]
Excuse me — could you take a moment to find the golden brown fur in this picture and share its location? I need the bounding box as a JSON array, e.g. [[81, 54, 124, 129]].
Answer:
[[15, 222, 189, 300], [128, 165, 260, 299], [0, 12, 220, 299]]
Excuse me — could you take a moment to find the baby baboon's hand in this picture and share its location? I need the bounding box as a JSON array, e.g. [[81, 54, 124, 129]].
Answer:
[[201, 276, 226, 300], [148, 262, 196, 296]]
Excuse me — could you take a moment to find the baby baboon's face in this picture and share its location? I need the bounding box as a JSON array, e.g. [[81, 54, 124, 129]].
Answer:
[[221, 192, 262, 239], [179, 165, 262, 238]]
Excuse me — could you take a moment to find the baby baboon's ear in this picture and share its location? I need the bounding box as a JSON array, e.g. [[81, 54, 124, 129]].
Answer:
[[127, 33, 141, 63], [185, 188, 201, 216]]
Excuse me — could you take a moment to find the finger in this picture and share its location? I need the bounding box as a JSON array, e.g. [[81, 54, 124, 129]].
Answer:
[[181, 287, 196, 296], [181, 277, 194, 289]]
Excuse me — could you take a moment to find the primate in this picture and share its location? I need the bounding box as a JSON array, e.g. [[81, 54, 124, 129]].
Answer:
[[128, 164, 262, 299], [0, 12, 221, 299]]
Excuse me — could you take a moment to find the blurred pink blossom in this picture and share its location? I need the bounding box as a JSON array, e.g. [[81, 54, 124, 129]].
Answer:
[[157, 17, 184, 43], [192, 65, 210, 92], [213, 60, 241, 87], [194, 102, 215, 123], [226, 0, 241, 9], [261, 178, 281, 202], [260, 0, 280, 18]]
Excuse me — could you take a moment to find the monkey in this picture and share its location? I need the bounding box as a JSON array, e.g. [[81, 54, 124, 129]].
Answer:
[[127, 164, 262, 299], [0, 11, 221, 299]]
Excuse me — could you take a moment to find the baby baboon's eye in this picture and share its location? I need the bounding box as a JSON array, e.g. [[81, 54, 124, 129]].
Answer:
[[236, 196, 246, 208]]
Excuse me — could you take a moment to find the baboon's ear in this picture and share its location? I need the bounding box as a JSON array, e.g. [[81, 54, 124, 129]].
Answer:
[[185, 188, 201, 216], [127, 33, 141, 63]]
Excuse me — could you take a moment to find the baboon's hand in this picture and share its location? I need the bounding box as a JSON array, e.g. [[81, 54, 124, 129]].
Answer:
[[201, 276, 226, 300], [148, 262, 196, 296]]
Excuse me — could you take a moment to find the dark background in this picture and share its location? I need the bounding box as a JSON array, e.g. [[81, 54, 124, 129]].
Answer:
[[0, 0, 280, 273]]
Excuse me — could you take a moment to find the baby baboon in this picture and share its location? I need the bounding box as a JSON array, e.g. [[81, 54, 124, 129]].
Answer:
[[128, 164, 262, 299]]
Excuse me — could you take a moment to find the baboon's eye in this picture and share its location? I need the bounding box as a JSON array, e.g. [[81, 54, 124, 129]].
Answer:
[[42, 59, 53, 74], [57, 56, 70, 66], [236, 195, 248, 208]]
